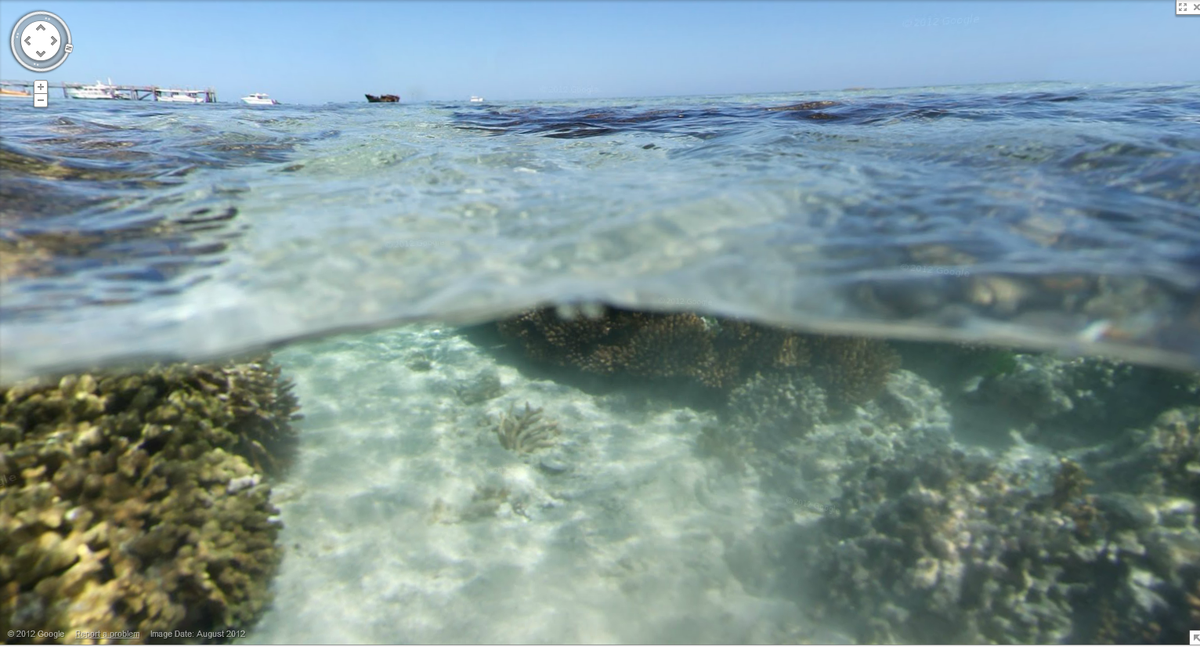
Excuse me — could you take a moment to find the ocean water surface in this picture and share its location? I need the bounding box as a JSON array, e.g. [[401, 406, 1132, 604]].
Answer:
[[3, 81, 1199, 379], [3, 82, 1200, 643]]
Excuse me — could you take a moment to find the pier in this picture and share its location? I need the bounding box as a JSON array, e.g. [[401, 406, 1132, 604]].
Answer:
[[0, 80, 217, 102]]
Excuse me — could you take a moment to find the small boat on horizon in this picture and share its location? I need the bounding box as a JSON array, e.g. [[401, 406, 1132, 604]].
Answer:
[[0, 87, 31, 98], [365, 94, 400, 103], [241, 93, 279, 106], [469, 96, 485, 103]]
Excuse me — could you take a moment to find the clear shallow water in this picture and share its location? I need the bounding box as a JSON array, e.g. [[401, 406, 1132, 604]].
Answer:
[[4, 82, 1200, 644], [2, 81, 1200, 381]]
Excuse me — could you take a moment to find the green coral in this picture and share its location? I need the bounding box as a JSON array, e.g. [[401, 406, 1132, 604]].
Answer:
[[0, 356, 301, 643]]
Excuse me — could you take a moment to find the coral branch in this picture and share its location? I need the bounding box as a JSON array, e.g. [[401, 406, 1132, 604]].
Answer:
[[492, 402, 561, 453]]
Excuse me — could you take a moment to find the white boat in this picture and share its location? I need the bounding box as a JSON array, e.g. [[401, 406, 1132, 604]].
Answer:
[[241, 93, 278, 106], [157, 91, 206, 104], [66, 80, 118, 100], [469, 96, 485, 103]]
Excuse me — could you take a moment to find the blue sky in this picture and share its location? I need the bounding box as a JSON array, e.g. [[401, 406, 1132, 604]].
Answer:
[[1, 1, 1195, 104]]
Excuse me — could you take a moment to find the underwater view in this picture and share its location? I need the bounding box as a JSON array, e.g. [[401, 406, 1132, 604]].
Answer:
[[3, 81, 1200, 644]]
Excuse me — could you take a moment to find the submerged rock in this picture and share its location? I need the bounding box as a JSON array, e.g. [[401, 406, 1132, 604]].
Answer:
[[0, 357, 301, 642], [456, 368, 504, 404]]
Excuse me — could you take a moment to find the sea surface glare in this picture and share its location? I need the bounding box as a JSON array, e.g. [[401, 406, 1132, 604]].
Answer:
[[2, 81, 1199, 380]]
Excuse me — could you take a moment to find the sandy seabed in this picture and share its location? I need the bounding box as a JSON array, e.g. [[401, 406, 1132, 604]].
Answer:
[[246, 324, 1009, 644]]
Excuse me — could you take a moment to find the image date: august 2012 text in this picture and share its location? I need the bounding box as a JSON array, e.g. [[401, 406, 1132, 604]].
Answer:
[[149, 630, 247, 639]]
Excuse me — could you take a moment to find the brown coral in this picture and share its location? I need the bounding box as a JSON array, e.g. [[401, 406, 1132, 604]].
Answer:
[[0, 356, 301, 643], [496, 308, 720, 382], [1047, 458, 1100, 539], [495, 306, 898, 409], [807, 335, 900, 411]]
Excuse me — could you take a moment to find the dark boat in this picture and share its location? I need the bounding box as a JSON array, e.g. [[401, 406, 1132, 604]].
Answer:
[[365, 94, 400, 103]]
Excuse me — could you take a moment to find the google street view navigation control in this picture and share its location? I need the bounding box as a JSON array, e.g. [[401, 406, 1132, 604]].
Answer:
[[9, 10, 73, 108]]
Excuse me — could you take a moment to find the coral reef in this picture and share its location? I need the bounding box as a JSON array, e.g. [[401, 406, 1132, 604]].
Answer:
[[976, 355, 1199, 428], [496, 307, 724, 384], [805, 405, 1200, 644], [725, 371, 827, 437], [1077, 407, 1200, 501], [495, 306, 898, 410], [805, 335, 901, 411], [807, 450, 1094, 643], [491, 402, 560, 454], [898, 343, 1200, 447], [0, 357, 301, 643], [1138, 407, 1200, 501]]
